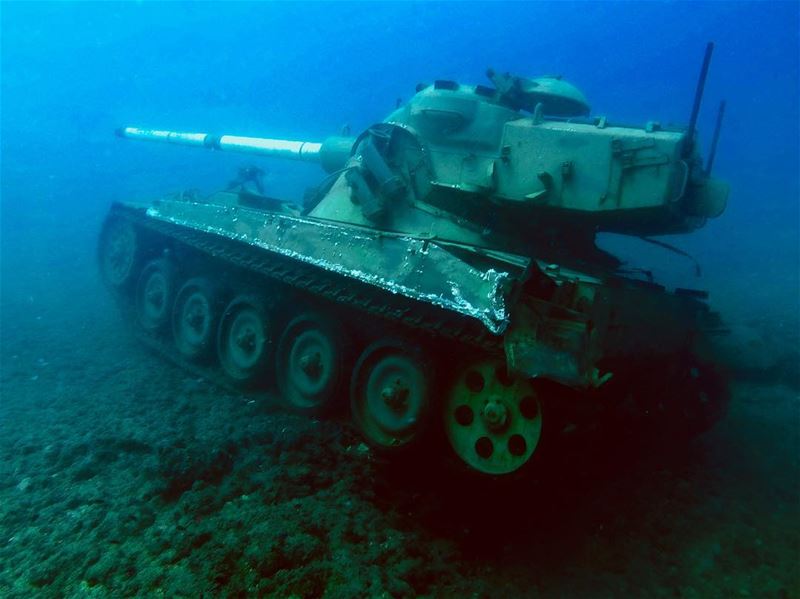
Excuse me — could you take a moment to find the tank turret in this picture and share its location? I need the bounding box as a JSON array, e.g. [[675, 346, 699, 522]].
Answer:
[[117, 63, 727, 261]]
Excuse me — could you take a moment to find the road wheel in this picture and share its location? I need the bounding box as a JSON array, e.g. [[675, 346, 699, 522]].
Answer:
[[135, 258, 176, 333], [98, 216, 140, 290], [172, 277, 222, 362], [217, 295, 273, 387], [276, 311, 350, 415], [351, 340, 432, 451]]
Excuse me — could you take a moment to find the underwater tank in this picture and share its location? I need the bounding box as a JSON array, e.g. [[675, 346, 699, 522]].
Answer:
[[98, 44, 731, 476]]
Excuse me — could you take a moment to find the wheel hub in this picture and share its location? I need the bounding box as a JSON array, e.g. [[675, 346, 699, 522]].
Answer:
[[298, 351, 323, 379], [185, 306, 205, 331], [109, 242, 126, 265], [381, 379, 409, 411], [147, 287, 164, 306], [236, 329, 257, 352], [481, 397, 508, 431]]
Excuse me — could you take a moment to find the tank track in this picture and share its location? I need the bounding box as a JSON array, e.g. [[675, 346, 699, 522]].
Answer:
[[110, 203, 503, 355]]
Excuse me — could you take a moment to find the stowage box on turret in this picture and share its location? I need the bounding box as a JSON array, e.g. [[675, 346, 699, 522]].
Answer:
[[99, 46, 730, 475]]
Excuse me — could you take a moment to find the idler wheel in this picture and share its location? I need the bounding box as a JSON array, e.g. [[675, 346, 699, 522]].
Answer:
[[444, 360, 542, 475], [276, 311, 350, 415], [217, 295, 273, 387], [135, 258, 176, 333], [98, 216, 140, 289], [172, 277, 222, 363], [351, 341, 431, 450]]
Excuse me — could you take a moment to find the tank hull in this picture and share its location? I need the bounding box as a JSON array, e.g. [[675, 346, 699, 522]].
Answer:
[[99, 192, 730, 476]]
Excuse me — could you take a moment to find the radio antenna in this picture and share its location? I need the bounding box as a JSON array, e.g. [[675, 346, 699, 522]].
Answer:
[[705, 100, 726, 175], [685, 42, 715, 157]]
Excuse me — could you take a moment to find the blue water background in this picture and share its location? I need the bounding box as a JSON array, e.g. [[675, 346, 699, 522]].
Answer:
[[2, 1, 798, 334]]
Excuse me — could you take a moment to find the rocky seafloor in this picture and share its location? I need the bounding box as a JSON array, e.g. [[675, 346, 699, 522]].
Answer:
[[1, 277, 798, 598]]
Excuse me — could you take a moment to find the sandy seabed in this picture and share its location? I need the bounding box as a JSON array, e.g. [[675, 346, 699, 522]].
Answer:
[[0, 276, 798, 599]]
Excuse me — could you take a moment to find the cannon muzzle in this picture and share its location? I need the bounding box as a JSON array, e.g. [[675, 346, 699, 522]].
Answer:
[[116, 127, 354, 173]]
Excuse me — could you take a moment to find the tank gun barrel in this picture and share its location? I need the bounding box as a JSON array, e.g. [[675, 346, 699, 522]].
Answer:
[[116, 127, 353, 173]]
